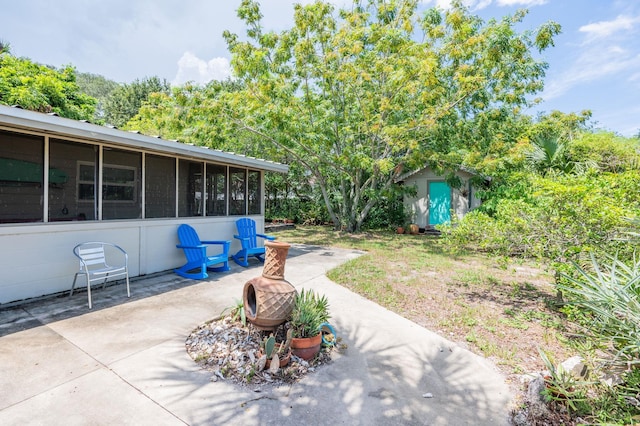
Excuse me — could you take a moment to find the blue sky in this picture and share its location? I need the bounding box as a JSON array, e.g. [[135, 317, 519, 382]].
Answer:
[[2, 0, 639, 136]]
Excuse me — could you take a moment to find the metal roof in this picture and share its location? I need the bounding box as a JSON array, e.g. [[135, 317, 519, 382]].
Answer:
[[0, 105, 288, 173]]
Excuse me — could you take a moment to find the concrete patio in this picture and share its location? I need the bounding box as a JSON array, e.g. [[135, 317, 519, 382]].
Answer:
[[0, 244, 513, 425]]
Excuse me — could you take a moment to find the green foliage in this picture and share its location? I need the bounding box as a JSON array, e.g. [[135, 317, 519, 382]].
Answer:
[[76, 72, 119, 122], [0, 40, 10, 55], [558, 253, 640, 369], [442, 166, 640, 265], [587, 371, 640, 424], [538, 348, 590, 414], [362, 192, 408, 230], [124, 79, 251, 146], [567, 131, 640, 173], [104, 76, 170, 128], [264, 159, 324, 223], [290, 288, 330, 338], [0, 54, 96, 120], [531, 110, 593, 140], [222, 298, 247, 327], [551, 252, 640, 423], [266, 194, 326, 224], [626, 216, 640, 240], [218, 0, 558, 232], [525, 132, 572, 175], [441, 123, 640, 424], [127, 80, 323, 223]]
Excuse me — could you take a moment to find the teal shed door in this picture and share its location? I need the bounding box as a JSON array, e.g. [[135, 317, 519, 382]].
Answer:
[[428, 181, 451, 225]]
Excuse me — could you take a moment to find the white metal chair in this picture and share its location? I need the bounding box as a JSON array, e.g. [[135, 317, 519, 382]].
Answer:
[[70, 242, 130, 309]]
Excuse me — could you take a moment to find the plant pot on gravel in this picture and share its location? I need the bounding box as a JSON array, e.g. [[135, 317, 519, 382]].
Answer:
[[264, 345, 292, 369], [257, 332, 293, 372], [289, 288, 330, 361], [290, 333, 322, 361]]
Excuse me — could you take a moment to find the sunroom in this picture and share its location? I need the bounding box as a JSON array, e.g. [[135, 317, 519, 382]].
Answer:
[[0, 105, 288, 305]]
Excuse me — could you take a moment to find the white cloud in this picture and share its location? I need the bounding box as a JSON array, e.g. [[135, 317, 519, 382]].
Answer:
[[542, 11, 640, 102], [426, 0, 488, 10], [496, 0, 547, 6], [543, 45, 640, 99], [172, 52, 232, 86], [424, 0, 545, 11], [579, 15, 640, 40]]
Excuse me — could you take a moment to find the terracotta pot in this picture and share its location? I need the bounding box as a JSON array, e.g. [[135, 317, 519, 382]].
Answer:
[[243, 276, 296, 331], [396, 227, 405, 234], [262, 345, 292, 368], [291, 333, 322, 361], [262, 241, 291, 280]]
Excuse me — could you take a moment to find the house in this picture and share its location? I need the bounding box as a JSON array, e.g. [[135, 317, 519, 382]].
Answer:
[[398, 166, 486, 230], [0, 105, 288, 305]]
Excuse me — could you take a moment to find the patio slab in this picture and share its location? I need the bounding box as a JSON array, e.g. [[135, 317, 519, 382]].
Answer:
[[1, 367, 183, 425], [0, 325, 99, 410], [0, 244, 513, 425]]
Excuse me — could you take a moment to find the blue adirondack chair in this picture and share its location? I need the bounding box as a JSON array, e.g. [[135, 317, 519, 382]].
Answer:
[[175, 224, 231, 279], [232, 218, 276, 267]]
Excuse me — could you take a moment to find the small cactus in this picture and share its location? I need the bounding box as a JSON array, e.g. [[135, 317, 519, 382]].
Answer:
[[268, 353, 280, 374], [257, 354, 267, 372], [259, 332, 291, 373], [280, 329, 293, 354], [264, 335, 276, 358]]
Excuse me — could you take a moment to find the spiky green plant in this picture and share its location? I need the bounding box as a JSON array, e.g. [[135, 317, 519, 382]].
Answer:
[[538, 348, 589, 413], [290, 288, 330, 338], [221, 298, 247, 327], [559, 253, 640, 368]]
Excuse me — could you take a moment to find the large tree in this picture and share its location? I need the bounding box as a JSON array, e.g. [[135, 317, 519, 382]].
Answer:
[[76, 72, 120, 123], [0, 52, 96, 120], [103, 76, 170, 128], [217, 0, 560, 231]]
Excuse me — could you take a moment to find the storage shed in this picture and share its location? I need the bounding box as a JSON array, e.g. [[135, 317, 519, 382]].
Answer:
[[399, 166, 485, 230]]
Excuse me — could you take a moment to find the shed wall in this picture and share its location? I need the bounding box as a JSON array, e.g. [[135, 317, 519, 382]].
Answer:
[[403, 168, 482, 228]]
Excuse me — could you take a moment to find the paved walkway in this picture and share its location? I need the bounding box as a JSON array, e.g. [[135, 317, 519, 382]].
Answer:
[[0, 244, 512, 425]]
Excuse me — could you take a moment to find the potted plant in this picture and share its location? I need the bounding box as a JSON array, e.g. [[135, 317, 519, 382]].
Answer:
[[257, 331, 292, 373], [408, 206, 419, 235], [289, 288, 330, 360], [394, 207, 412, 235]]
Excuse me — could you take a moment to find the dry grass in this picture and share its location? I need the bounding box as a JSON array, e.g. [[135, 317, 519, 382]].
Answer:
[[275, 226, 573, 380]]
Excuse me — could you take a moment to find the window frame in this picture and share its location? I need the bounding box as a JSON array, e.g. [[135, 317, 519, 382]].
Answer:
[[77, 161, 138, 204]]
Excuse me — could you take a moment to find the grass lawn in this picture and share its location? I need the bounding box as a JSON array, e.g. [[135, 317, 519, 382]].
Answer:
[[274, 225, 573, 381]]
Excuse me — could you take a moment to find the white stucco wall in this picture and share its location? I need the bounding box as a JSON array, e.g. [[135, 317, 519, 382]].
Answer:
[[0, 216, 265, 305]]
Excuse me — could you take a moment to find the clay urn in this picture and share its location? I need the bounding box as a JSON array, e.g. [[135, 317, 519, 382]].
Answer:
[[243, 241, 296, 331]]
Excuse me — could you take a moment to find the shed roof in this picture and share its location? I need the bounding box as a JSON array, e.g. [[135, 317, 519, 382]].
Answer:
[[396, 164, 490, 183], [0, 105, 288, 173]]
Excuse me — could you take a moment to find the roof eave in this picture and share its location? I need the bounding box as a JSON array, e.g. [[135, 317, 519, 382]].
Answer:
[[0, 105, 289, 174]]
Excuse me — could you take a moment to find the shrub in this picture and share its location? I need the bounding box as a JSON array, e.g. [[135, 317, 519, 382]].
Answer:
[[440, 171, 640, 265], [558, 253, 640, 368]]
